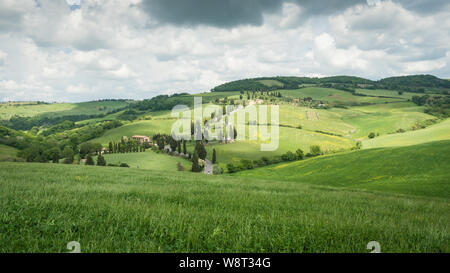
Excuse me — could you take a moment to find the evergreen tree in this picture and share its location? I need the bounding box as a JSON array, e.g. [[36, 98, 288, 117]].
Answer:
[[191, 150, 201, 172], [212, 149, 217, 164], [108, 142, 113, 153], [85, 154, 94, 165], [195, 141, 207, 160], [97, 154, 106, 166], [177, 141, 181, 153], [183, 140, 187, 154]]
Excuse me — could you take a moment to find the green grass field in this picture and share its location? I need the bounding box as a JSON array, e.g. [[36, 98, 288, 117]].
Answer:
[[0, 160, 448, 253], [362, 118, 450, 148], [0, 101, 130, 120], [100, 150, 191, 172], [257, 79, 284, 87], [235, 141, 450, 198], [355, 89, 419, 99], [280, 87, 404, 105]]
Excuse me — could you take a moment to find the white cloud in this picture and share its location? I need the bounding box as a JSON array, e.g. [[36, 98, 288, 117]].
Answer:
[[0, 0, 448, 102]]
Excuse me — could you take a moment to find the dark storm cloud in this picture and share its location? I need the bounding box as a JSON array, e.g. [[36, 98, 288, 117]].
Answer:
[[140, 0, 367, 28]]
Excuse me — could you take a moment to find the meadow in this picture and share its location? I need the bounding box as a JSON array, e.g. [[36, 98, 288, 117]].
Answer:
[[235, 141, 450, 198], [0, 100, 130, 120], [0, 160, 448, 253], [280, 87, 404, 105], [363, 118, 450, 148], [100, 150, 191, 172]]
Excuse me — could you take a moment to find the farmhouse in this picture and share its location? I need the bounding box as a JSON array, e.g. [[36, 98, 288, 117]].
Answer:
[[132, 135, 150, 143]]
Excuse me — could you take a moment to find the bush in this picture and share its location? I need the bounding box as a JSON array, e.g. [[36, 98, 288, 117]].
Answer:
[[85, 155, 95, 165], [253, 159, 265, 168], [213, 165, 223, 175], [240, 159, 254, 170], [368, 132, 376, 138], [310, 145, 322, 156], [97, 154, 106, 166], [119, 163, 130, 168], [281, 151, 297, 161], [261, 156, 271, 165], [296, 149, 304, 160], [227, 163, 241, 173]]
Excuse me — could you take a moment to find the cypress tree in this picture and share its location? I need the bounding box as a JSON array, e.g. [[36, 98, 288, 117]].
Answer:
[[195, 141, 207, 160], [192, 150, 201, 172], [85, 154, 94, 165], [97, 154, 106, 166], [212, 149, 217, 164], [183, 140, 187, 154]]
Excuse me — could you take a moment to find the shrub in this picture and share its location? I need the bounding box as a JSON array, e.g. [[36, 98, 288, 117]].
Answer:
[[271, 156, 283, 164], [296, 149, 304, 160], [226, 163, 240, 173], [368, 132, 376, 138], [281, 151, 297, 161], [310, 145, 322, 156], [119, 163, 130, 168], [253, 159, 265, 167], [261, 156, 271, 165], [85, 155, 94, 165], [240, 159, 254, 170], [213, 165, 223, 175], [97, 154, 106, 166]]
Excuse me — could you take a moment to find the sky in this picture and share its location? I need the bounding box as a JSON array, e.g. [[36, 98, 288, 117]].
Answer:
[[0, 0, 449, 102]]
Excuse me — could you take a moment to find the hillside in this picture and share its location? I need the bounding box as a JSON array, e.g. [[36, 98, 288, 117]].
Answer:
[[0, 144, 19, 162], [234, 141, 450, 198], [211, 74, 450, 94], [378, 75, 450, 91], [0, 100, 130, 130], [362, 118, 450, 149], [211, 76, 374, 92], [0, 161, 448, 252]]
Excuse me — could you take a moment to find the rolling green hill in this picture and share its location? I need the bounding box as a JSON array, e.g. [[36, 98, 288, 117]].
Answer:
[[0, 100, 130, 120], [362, 118, 450, 148], [211, 74, 450, 94], [0, 144, 19, 161], [0, 161, 448, 252], [234, 141, 450, 198], [378, 74, 450, 92]]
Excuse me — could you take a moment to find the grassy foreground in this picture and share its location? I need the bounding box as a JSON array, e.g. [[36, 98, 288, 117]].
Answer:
[[235, 141, 450, 198], [0, 161, 448, 253]]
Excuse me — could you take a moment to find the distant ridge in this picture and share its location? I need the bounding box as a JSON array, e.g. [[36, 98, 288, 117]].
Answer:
[[211, 74, 450, 94]]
